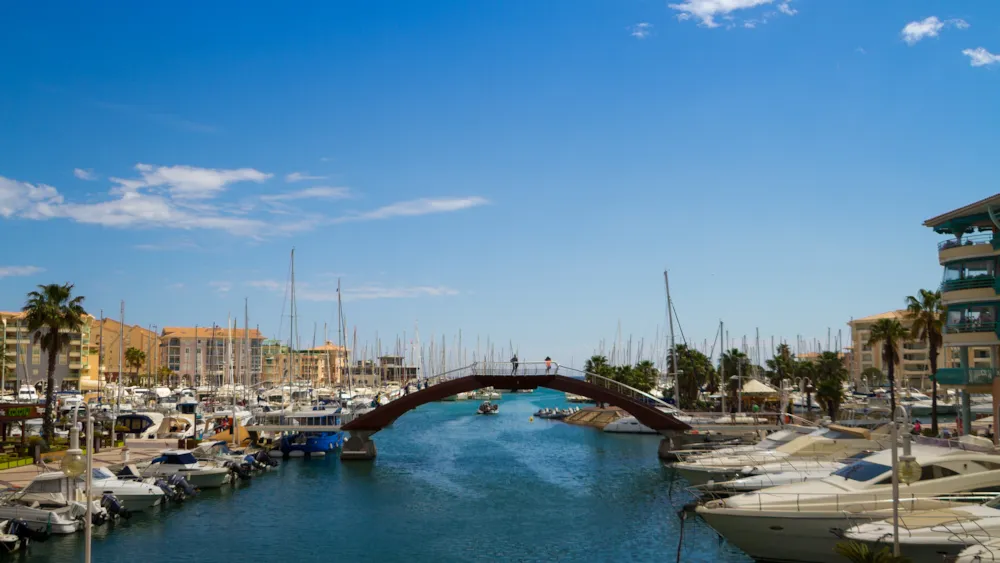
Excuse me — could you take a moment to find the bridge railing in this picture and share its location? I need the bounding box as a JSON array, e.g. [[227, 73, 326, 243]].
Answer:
[[553, 365, 679, 413], [400, 361, 682, 415]]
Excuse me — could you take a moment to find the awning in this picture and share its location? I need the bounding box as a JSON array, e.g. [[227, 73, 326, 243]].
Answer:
[[741, 379, 778, 395]]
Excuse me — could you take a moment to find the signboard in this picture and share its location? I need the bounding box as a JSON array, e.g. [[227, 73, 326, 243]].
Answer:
[[0, 404, 44, 422]]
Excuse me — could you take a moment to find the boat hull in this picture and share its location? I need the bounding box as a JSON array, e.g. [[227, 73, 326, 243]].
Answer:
[[697, 510, 879, 563], [181, 469, 231, 489], [280, 432, 344, 456], [0, 507, 81, 535]]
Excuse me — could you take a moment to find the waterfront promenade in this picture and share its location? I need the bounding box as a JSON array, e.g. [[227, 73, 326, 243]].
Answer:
[[0, 439, 175, 487]]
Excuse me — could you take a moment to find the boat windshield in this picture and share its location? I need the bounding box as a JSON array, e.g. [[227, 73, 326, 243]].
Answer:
[[757, 430, 796, 448], [831, 460, 891, 482], [91, 467, 116, 480], [163, 453, 199, 465]]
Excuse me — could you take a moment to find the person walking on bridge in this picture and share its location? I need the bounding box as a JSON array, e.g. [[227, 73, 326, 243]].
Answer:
[[545, 356, 552, 374], [511, 354, 519, 375]]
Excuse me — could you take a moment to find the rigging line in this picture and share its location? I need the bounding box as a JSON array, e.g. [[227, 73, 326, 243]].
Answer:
[[670, 299, 688, 346], [707, 321, 722, 360], [276, 250, 293, 341]]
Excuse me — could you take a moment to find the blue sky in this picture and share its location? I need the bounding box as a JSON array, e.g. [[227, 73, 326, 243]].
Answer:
[[2, 0, 1000, 369]]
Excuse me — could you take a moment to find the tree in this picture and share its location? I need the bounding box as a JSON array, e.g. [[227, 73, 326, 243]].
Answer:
[[157, 366, 174, 386], [125, 347, 146, 386], [629, 360, 658, 393], [867, 318, 910, 417], [22, 283, 87, 442], [765, 343, 797, 386], [584, 355, 612, 377], [834, 541, 912, 563], [814, 351, 848, 420], [906, 289, 945, 435], [795, 360, 818, 415], [719, 348, 749, 406], [668, 344, 716, 409]]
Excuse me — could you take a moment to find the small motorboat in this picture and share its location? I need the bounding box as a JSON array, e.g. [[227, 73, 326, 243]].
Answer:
[[534, 408, 568, 420], [477, 401, 499, 415]]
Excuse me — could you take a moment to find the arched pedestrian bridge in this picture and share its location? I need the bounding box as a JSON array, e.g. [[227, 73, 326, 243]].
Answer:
[[339, 361, 691, 460]]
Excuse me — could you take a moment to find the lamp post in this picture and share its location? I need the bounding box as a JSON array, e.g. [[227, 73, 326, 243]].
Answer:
[[60, 403, 89, 561], [2, 317, 7, 396], [889, 404, 921, 556]]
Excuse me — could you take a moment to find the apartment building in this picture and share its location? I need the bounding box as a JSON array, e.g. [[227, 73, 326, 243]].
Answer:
[[84, 317, 161, 389], [159, 326, 263, 387], [849, 309, 989, 390], [1, 311, 91, 392]]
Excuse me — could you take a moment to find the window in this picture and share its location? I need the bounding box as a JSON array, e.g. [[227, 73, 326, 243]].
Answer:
[[58, 351, 67, 365], [832, 461, 892, 482], [31, 346, 40, 365], [920, 465, 959, 480]]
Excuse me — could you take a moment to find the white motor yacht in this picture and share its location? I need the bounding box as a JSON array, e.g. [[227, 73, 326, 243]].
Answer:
[[16, 386, 38, 403], [85, 467, 165, 510], [0, 473, 103, 534], [700, 459, 853, 496], [669, 426, 817, 461], [695, 443, 1000, 563], [675, 425, 890, 486], [141, 450, 231, 489]]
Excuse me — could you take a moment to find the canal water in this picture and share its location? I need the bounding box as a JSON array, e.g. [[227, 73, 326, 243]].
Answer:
[[25, 389, 749, 562]]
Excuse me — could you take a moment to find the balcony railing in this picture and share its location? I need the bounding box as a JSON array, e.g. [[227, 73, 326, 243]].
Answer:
[[939, 232, 995, 250], [936, 367, 998, 386], [941, 276, 996, 292], [946, 321, 998, 334]]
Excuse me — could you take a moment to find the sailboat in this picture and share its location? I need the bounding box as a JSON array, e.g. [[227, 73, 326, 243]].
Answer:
[[279, 249, 345, 458]]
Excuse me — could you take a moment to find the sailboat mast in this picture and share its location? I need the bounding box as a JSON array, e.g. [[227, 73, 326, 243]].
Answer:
[[116, 301, 125, 422], [665, 271, 678, 406], [289, 248, 296, 403]]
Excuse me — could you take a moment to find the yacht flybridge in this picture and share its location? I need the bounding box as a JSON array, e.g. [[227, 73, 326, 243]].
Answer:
[[694, 444, 1000, 563]]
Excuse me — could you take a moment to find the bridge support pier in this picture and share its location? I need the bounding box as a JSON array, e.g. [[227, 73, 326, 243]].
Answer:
[[340, 430, 377, 461], [657, 432, 684, 462]]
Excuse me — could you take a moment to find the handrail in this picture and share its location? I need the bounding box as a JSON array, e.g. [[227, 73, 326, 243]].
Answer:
[[941, 277, 996, 292], [699, 491, 1000, 513], [939, 233, 994, 250], [946, 321, 998, 334]]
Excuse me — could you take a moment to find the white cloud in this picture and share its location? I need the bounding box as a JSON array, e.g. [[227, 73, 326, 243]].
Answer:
[[669, 0, 777, 28], [0, 177, 63, 218], [286, 172, 327, 183], [261, 187, 351, 202], [629, 23, 653, 39], [744, 21, 757, 28], [0, 265, 44, 278], [856, 47, 867, 55], [167, 282, 184, 290], [244, 278, 457, 302], [963, 47, 1000, 67], [901, 16, 969, 46], [112, 163, 271, 199], [777, 2, 796, 16], [333, 197, 489, 223], [246, 280, 283, 291], [340, 284, 459, 302], [74, 168, 97, 181], [210, 281, 232, 293]]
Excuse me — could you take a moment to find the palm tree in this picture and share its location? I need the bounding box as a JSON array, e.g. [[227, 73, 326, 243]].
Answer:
[[906, 289, 945, 435], [719, 348, 748, 405], [867, 318, 910, 417], [125, 347, 146, 386], [815, 351, 848, 420], [584, 355, 609, 375], [22, 283, 87, 442], [834, 540, 912, 563]]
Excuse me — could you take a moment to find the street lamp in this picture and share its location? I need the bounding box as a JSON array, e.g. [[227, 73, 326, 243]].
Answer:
[[888, 404, 920, 557], [60, 403, 92, 563]]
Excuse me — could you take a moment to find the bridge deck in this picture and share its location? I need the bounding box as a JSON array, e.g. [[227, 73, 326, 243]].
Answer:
[[343, 363, 691, 435]]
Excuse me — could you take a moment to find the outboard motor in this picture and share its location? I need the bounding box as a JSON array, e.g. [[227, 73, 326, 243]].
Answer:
[[225, 460, 253, 482], [154, 478, 184, 503], [8, 519, 48, 545], [168, 474, 197, 497], [101, 493, 131, 520], [254, 450, 279, 468]]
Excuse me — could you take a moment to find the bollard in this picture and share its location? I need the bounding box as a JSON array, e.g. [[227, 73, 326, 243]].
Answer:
[[32, 443, 41, 464]]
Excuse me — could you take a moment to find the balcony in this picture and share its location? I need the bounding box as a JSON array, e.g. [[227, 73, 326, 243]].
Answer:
[[941, 276, 997, 293], [939, 233, 999, 264], [936, 367, 999, 386]]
